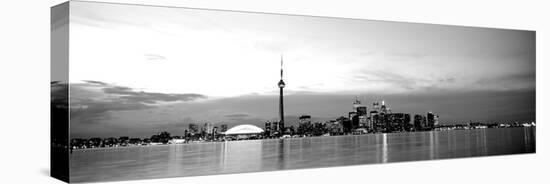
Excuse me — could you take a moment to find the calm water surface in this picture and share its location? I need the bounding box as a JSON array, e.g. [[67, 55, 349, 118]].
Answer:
[[70, 127, 535, 182]]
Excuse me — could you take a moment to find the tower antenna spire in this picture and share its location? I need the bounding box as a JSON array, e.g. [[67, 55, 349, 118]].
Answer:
[[280, 54, 283, 79]]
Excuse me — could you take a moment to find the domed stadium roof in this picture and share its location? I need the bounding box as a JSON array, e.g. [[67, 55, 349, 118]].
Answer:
[[224, 124, 264, 135]]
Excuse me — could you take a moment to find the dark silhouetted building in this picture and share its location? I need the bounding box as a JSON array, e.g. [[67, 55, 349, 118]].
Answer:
[[338, 116, 352, 133], [264, 121, 272, 137], [272, 121, 279, 135], [385, 113, 411, 132], [427, 112, 435, 130], [220, 124, 228, 133], [299, 115, 311, 125], [188, 123, 199, 135], [414, 114, 427, 131]]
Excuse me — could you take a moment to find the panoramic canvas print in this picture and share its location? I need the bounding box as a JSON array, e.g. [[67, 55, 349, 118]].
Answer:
[[51, 1, 536, 183]]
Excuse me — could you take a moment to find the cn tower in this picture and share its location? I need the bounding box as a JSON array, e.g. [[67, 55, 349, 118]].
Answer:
[[278, 55, 286, 133]]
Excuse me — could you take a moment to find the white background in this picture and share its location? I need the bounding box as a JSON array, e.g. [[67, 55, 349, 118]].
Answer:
[[0, 0, 548, 183]]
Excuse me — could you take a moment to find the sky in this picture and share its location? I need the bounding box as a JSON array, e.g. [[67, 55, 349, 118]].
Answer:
[[54, 1, 535, 138]]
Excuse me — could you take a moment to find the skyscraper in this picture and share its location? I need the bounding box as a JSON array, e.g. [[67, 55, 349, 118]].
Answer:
[[264, 121, 272, 137], [278, 55, 286, 133], [427, 112, 435, 129], [353, 97, 367, 115], [414, 114, 427, 131], [381, 100, 388, 114], [353, 97, 361, 111]]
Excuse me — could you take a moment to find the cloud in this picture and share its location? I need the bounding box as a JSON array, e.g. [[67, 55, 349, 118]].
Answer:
[[501, 72, 535, 83], [353, 70, 422, 90], [144, 54, 166, 61], [70, 97, 152, 124], [102, 86, 206, 104], [385, 51, 429, 59], [225, 113, 250, 119], [475, 72, 535, 90], [438, 77, 456, 83], [70, 81, 207, 124], [359, 51, 376, 56], [83, 80, 108, 85]]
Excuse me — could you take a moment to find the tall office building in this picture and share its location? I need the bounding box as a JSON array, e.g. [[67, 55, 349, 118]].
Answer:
[[188, 123, 199, 135], [357, 106, 367, 116], [352, 97, 368, 115], [272, 121, 279, 135], [373, 101, 380, 112], [205, 123, 214, 134], [414, 114, 427, 131], [265, 121, 272, 137], [349, 97, 368, 130], [380, 101, 388, 114], [353, 97, 361, 112], [427, 112, 435, 129]]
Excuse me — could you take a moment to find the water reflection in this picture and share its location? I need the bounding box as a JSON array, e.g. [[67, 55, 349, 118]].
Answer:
[[278, 140, 285, 169], [523, 127, 534, 151], [382, 133, 388, 163], [429, 131, 434, 160], [70, 127, 536, 183]]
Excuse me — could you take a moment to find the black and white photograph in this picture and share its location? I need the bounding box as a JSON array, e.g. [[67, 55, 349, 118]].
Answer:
[[47, 0, 540, 183]]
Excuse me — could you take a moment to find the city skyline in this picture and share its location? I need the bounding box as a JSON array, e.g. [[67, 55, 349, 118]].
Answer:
[[55, 1, 535, 138]]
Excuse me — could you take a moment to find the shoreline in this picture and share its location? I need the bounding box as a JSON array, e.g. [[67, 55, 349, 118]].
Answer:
[[71, 126, 534, 152]]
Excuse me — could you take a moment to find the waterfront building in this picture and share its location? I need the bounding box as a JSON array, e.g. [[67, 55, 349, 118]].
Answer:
[[371, 114, 381, 132], [183, 129, 189, 139], [385, 113, 410, 132], [224, 124, 265, 140], [372, 109, 390, 132], [380, 101, 388, 114], [350, 113, 360, 130], [264, 121, 272, 137], [288, 125, 296, 135], [272, 121, 279, 136], [299, 115, 312, 125], [201, 123, 208, 138], [404, 114, 412, 130], [352, 97, 362, 112], [370, 101, 380, 130], [427, 112, 435, 129], [414, 114, 427, 131], [349, 97, 368, 130], [297, 115, 313, 136], [118, 136, 129, 145], [213, 126, 219, 140], [349, 111, 357, 120], [312, 122, 327, 136], [220, 124, 228, 133], [373, 101, 380, 112], [205, 123, 214, 134], [358, 114, 368, 127], [328, 120, 343, 135], [337, 116, 352, 133], [357, 106, 367, 115], [188, 123, 199, 135]]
